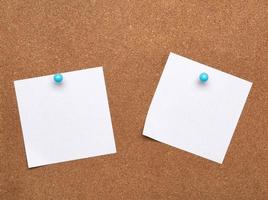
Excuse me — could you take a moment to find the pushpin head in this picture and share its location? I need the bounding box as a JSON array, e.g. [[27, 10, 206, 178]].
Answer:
[[199, 72, 209, 83], [53, 73, 63, 84]]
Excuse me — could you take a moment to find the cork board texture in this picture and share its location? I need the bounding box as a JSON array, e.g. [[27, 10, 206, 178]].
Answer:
[[0, 0, 267, 199]]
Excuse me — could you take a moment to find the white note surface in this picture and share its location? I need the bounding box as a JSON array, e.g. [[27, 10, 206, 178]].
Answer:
[[143, 53, 252, 164], [14, 67, 116, 168]]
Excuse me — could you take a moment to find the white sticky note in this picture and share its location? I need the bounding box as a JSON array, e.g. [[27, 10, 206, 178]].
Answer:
[[14, 67, 116, 168], [143, 53, 252, 164]]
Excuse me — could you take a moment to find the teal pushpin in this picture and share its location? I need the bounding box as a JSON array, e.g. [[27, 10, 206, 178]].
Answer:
[[53, 73, 63, 84], [199, 72, 209, 83]]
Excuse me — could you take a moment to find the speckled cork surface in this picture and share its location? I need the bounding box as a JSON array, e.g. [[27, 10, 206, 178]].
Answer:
[[0, 0, 267, 199]]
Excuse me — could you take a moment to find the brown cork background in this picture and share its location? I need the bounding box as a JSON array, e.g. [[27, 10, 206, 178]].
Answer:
[[0, 0, 267, 199]]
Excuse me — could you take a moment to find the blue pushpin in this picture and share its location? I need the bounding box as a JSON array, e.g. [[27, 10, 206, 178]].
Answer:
[[199, 72, 209, 83], [53, 73, 63, 84]]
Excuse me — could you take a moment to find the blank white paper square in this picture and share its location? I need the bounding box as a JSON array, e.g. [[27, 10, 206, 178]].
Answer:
[[14, 67, 116, 168], [143, 53, 252, 164]]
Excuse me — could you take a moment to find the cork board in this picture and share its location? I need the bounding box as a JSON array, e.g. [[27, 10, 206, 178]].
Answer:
[[0, 0, 267, 199]]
